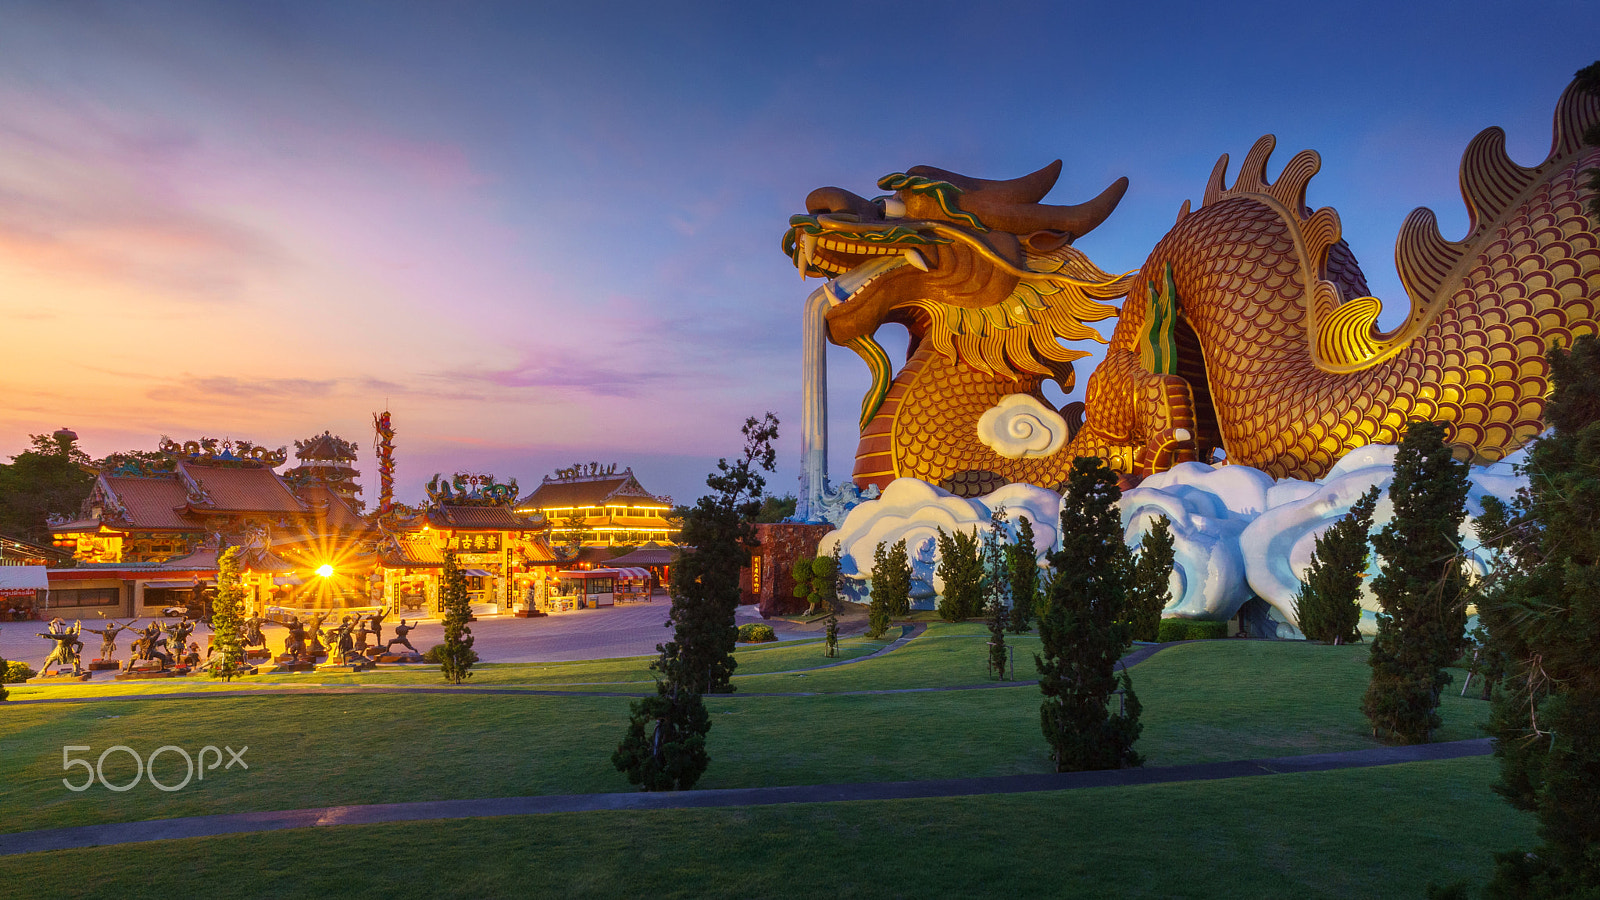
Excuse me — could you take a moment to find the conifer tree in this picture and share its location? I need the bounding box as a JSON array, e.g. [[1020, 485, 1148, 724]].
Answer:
[[210, 546, 247, 682], [1036, 457, 1142, 772], [824, 612, 839, 658], [982, 507, 1011, 675], [0, 646, 8, 702], [438, 550, 477, 684], [867, 541, 894, 639], [665, 413, 777, 694], [791, 557, 813, 609], [875, 538, 912, 617], [1006, 515, 1039, 633], [1295, 487, 1380, 645], [1361, 420, 1470, 744], [809, 553, 838, 613], [935, 527, 984, 621], [1476, 335, 1600, 897], [1127, 516, 1175, 642], [616, 413, 777, 791]]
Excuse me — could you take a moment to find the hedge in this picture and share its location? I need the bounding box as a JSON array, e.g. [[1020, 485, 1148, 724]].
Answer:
[[737, 623, 777, 643], [1155, 618, 1229, 642]]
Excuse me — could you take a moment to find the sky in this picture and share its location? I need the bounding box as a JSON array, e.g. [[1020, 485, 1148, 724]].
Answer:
[[0, 1, 1593, 507]]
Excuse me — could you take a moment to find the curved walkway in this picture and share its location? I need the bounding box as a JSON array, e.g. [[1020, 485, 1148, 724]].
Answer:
[[0, 738, 1493, 857]]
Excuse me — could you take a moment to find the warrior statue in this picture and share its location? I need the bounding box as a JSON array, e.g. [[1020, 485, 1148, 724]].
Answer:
[[85, 619, 133, 661], [38, 619, 84, 675], [384, 619, 419, 655]]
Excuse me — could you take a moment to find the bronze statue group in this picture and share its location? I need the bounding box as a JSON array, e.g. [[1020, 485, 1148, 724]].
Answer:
[[35, 604, 425, 679]]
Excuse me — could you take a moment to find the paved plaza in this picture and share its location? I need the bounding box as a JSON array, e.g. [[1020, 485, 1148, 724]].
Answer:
[[0, 601, 811, 671]]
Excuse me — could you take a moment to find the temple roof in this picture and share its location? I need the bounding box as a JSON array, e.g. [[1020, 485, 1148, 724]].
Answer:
[[426, 505, 528, 531], [382, 533, 446, 568], [177, 461, 305, 514], [519, 470, 669, 512], [102, 475, 199, 530], [607, 542, 679, 566], [293, 431, 359, 461], [295, 483, 368, 530]]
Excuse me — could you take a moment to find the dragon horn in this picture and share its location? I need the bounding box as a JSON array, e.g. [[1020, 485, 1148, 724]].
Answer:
[[958, 175, 1131, 240], [906, 160, 1063, 204]]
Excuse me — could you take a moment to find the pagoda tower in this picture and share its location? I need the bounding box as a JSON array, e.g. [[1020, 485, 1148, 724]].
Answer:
[[284, 431, 363, 510]]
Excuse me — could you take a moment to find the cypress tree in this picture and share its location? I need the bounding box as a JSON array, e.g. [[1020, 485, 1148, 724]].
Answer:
[[0, 647, 8, 702], [983, 507, 1011, 677], [1295, 487, 1380, 644], [1478, 335, 1600, 897], [1127, 516, 1175, 642], [1006, 515, 1039, 633], [438, 550, 477, 684], [1361, 420, 1470, 744], [867, 541, 893, 639], [935, 526, 984, 621], [876, 538, 912, 617], [210, 546, 247, 682], [616, 413, 777, 791], [665, 413, 778, 694], [1036, 456, 1142, 772]]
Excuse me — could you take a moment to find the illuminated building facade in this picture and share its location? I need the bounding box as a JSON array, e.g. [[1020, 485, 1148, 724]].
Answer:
[[515, 464, 679, 550]]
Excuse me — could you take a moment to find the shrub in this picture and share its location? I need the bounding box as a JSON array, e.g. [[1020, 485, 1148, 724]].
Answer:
[[736, 623, 776, 643], [809, 554, 838, 612], [1187, 620, 1228, 640], [422, 643, 479, 666], [4, 660, 36, 683]]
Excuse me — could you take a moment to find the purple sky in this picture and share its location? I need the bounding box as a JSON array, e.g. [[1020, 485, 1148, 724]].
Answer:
[[0, 1, 1593, 505]]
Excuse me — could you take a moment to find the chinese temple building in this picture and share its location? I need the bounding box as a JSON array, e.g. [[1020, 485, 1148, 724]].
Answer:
[[376, 472, 559, 616], [46, 438, 372, 618], [282, 431, 363, 512], [515, 464, 679, 551]]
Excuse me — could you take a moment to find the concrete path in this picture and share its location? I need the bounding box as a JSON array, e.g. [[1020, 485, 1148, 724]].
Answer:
[[0, 738, 1493, 857]]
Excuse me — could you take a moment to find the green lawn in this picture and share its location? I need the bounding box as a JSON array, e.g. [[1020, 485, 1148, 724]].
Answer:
[[0, 757, 1533, 899], [0, 631, 1497, 837]]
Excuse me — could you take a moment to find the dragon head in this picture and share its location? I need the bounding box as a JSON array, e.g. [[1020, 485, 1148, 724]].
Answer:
[[786, 161, 1132, 387]]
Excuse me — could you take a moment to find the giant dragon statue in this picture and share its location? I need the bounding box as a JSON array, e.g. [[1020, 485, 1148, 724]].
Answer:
[[788, 77, 1600, 495]]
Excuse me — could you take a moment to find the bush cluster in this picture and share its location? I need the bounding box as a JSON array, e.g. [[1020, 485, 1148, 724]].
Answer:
[[736, 623, 776, 643], [3, 660, 35, 683]]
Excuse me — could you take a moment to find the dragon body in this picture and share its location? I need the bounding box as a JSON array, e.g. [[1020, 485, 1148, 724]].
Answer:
[[790, 78, 1600, 493]]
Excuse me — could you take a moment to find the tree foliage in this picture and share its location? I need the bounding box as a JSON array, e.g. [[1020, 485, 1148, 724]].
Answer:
[[1036, 457, 1142, 772], [1006, 514, 1039, 633], [1475, 335, 1600, 897], [983, 506, 1011, 677], [1295, 487, 1380, 645], [1127, 515, 1175, 642], [438, 550, 477, 684], [934, 526, 984, 621], [0, 432, 94, 544], [209, 546, 247, 682], [873, 538, 912, 619], [867, 542, 893, 639], [617, 413, 778, 792], [666, 412, 777, 695], [1361, 420, 1470, 745]]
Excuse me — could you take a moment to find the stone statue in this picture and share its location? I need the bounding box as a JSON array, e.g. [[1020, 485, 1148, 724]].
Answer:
[[242, 614, 267, 651], [124, 622, 173, 672], [364, 606, 391, 645]]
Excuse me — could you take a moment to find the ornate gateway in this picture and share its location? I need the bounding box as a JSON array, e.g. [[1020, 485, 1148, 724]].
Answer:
[[790, 77, 1600, 494]]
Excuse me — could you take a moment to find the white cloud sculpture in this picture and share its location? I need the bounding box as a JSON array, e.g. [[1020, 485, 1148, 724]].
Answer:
[[976, 394, 1068, 459], [1119, 461, 1275, 621], [819, 478, 1061, 604], [820, 445, 1526, 636]]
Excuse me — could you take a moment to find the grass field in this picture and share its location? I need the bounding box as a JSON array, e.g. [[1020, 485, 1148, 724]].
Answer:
[[0, 624, 1532, 898]]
